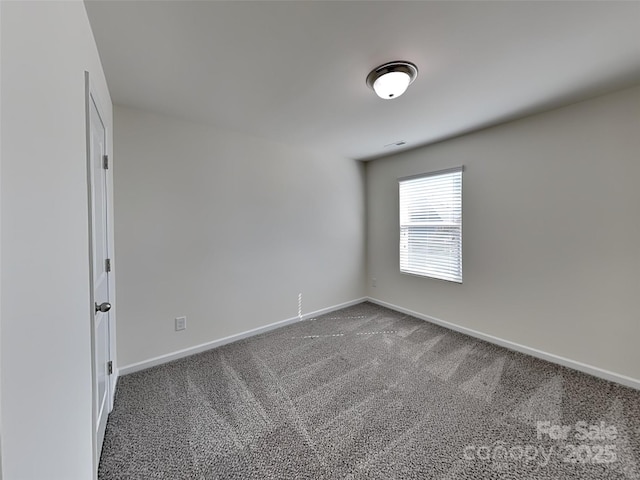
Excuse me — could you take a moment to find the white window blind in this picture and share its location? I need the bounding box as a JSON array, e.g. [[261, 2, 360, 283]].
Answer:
[[399, 167, 463, 283]]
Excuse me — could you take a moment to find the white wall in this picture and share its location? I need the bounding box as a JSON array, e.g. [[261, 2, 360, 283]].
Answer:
[[0, 1, 3, 477], [367, 85, 640, 383], [113, 106, 366, 368], [1, 2, 112, 479]]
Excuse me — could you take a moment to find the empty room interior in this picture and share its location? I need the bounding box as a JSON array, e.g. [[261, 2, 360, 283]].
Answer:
[[2, 1, 640, 479]]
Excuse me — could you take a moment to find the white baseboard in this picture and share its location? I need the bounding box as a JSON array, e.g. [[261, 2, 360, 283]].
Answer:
[[118, 295, 640, 390], [367, 297, 640, 391], [118, 297, 368, 376]]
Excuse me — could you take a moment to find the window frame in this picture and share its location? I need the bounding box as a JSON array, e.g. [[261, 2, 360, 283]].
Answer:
[[398, 166, 464, 284]]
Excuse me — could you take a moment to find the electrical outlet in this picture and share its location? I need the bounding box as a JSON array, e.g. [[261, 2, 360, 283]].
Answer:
[[372, 277, 377, 287], [175, 316, 187, 331]]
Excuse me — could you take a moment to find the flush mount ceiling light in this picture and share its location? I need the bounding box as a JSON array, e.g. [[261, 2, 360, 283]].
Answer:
[[366, 61, 418, 100]]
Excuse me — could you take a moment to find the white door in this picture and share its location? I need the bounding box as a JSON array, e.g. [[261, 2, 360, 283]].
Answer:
[[89, 89, 112, 458]]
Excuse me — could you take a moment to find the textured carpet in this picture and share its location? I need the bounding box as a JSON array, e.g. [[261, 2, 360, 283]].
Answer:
[[99, 302, 640, 479]]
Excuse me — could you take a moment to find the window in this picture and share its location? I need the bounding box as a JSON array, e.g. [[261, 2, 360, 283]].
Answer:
[[399, 167, 463, 283]]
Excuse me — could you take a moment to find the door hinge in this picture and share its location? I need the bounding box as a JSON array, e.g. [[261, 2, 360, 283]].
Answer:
[[103, 154, 109, 170], [107, 361, 113, 375], [105, 258, 112, 272]]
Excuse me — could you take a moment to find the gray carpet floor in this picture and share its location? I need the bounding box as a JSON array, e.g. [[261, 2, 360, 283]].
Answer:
[[99, 302, 640, 479]]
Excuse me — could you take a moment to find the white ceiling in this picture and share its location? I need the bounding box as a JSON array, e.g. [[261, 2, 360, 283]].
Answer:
[[85, 1, 640, 160]]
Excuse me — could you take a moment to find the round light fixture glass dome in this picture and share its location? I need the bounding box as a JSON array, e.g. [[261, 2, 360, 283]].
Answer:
[[366, 61, 418, 100]]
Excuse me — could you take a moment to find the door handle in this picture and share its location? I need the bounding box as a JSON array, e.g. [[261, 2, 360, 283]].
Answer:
[[95, 302, 111, 313]]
